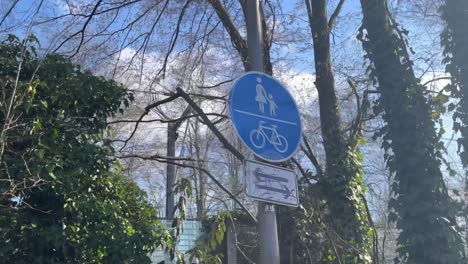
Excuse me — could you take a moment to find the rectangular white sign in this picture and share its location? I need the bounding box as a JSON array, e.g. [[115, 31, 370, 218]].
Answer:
[[244, 160, 299, 207]]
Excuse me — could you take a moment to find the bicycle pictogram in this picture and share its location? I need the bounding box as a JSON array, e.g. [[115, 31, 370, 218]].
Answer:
[[249, 121, 288, 153]]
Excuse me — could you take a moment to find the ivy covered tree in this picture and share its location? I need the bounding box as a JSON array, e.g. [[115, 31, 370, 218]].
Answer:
[[300, 0, 373, 262], [441, 0, 468, 173], [441, 0, 468, 252], [358, 0, 465, 263], [0, 35, 169, 263]]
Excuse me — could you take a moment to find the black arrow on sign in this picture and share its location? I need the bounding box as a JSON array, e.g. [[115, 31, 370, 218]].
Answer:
[[253, 168, 288, 182]]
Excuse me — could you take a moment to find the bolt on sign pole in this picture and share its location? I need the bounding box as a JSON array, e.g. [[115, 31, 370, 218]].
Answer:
[[245, 1, 280, 264]]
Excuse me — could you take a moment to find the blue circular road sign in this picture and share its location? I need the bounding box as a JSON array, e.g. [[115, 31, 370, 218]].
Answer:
[[228, 72, 302, 162]]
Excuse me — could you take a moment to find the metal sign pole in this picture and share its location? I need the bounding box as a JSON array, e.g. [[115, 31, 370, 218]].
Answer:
[[245, 1, 280, 264]]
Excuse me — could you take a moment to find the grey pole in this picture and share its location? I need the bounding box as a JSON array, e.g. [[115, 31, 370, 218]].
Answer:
[[245, 1, 280, 264], [245, 0, 263, 72]]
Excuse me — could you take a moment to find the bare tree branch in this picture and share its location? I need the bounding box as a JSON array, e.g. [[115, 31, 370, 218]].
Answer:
[[302, 136, 322, 176], [156, 0, 192, 78], [208, 0, 249, 69], [348, 79, 362, 145], [176, 87, 245, 161], [348, 79, 371, 148], [118, 92, 181, 151], [422, 76, 451, 87], [328, 0, 346, 32], [361, 193, 382, 264], [0, 0, 19, 28], [291, 157, 315, 186], [118, 153, 257, 223], [187, 93, 226, 101], [197, 79, 233, 89], [53, 0, 104, 57], [117, 153, 195, 163], [107, 113, 226, 125]]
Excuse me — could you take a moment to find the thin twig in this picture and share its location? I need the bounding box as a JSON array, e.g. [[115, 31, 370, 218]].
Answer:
[[0, 0, 19, 28], [302, 136, 322, 175], [197, 79, 233, 89]]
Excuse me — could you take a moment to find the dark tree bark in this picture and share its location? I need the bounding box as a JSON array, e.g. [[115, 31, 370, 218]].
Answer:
[[441, 0, 468, 251], [441, 0, 468, 173], [194, 119, 207, 219], [166, 107, 191, 218], [359, 0, 465, 263], [209, 0, 273, 74]]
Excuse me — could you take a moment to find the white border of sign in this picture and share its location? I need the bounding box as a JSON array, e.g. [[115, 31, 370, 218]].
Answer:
[[228, 71, 303, 162], [243, 159, 299, 207]]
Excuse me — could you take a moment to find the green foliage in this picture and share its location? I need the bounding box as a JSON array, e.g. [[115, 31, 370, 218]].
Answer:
[[168, 177, 193, 262], [188, 212, 228, 264], [285, 148, 373, 264], [0, 35, 166, 263], [358, 1, 465, 263], [320, 147, 373, 263]]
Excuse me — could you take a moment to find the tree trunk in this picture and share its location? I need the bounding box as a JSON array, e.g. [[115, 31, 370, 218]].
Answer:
[[194, 119, 207, 219], [441, 0, 468, 160], [304, 0, 373, 262], [441, 1, 468, 257], [165, 107, 191, 219], [359, 0, 465, 263]]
